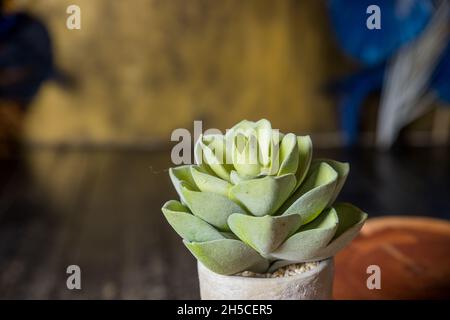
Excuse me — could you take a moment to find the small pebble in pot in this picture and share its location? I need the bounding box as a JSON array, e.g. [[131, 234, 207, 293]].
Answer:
[[236, 262, 319, 278]]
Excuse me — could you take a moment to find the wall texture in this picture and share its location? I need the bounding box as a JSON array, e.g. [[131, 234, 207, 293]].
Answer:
[[23, 0, 352, 146]]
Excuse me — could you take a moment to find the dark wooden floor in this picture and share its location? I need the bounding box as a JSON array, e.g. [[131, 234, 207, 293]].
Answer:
[[0, 147, 449, 299]]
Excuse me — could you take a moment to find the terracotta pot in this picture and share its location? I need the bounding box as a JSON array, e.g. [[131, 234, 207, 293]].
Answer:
[[197, 259, 334, 300]]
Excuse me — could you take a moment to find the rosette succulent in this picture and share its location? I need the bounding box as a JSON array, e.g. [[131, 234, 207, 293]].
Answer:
[[162, 119, 367, 275]]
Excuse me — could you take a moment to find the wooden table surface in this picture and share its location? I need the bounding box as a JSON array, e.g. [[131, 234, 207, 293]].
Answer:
[[0, 147, 449, 299]]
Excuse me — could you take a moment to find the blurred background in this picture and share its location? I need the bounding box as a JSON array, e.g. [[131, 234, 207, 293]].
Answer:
[[0, 0, 449, 299]]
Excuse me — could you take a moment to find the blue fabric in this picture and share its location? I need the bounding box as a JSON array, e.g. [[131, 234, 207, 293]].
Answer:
[[328, 0, 433, 65], [0, 13, 54, 106], [334, 65, 385, 145], [431, 43, 450, 104]]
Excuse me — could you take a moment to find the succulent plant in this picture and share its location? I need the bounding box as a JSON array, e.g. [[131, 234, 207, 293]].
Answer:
[[162, 119, 367, 275]]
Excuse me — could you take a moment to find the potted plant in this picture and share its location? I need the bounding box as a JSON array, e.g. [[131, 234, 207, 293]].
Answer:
[[162, 119, 367, 300]]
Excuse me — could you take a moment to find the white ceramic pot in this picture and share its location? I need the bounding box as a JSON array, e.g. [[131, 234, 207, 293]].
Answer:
[[197, 259, 334, 300]]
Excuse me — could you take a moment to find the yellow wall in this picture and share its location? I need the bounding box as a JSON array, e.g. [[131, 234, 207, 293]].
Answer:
[[23, 0, 351, 146]]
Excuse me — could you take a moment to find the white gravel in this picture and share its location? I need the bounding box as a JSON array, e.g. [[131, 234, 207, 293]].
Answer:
[[236, 262, 319, 278]]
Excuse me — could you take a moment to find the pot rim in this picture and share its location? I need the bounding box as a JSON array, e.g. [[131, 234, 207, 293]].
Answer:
[[198, 258, 333, 283]]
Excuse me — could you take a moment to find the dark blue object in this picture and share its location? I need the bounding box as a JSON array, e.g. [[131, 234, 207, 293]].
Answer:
[[328, 65, 385, 145], [0, 10, 54, 107], [0, 14, 17, 37], [431, 43, 450, 104], [328, 0, 433, 66], [327, 0, 438, 145]]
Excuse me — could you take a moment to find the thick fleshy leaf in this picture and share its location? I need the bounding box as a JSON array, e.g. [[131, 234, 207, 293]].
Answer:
[[280, 162, 338, 224], [256, 119, 273, 167], [232, 133, 261, 177], [269, 208, 338, 261], [162, 200, 224, 242], [227, 119, 255, 132], [169, 165, 198, 203], [314, 203, 367, 259], [229, 170, 265, 185], [190, 166, 231, 197], [260, 131, 283, 176], [228, 213, 302, 255], [294, 136, 313, 190], [195, 135, 233, 181], [267, 260, 299, 273], [220, 232, 238, 239], [225, 121, 255, 151], [184, 239, 269, 275], [277, 133, 299, 176], [194, 134, 203, 165], [181, 184, 246, 231], [229, 170, 246, 185], [229, 174, 296, 216], [317, 159, 349, 205]]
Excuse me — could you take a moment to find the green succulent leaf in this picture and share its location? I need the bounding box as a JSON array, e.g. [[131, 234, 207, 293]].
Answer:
[[293, 135, 313, 190], [281, 162, 338, 224], [163, 120, 367, 275], [229, 170, 254, 185], [190, 165, 231, 197], [220, 232, 238, 239], [269, 207, 338, 261], [267, 135, 284, 176], [267, 260, 300, 273], [228, 119, 255, 132], [162, 200, 224, 242], [256, 119, 273, 167], [169, 165, 198, 203], [228, 213, 302, 255], [316, 159, 349, 206], [181, 184, 246, 231], [229, 174, 296, 216], [195, 135, 233, 181], [314, 203, 367, 259], [231, 133, 261, 177], [278, 133, 299, 176], [227, 119, 271, 149], [184, 239, 269, 275]]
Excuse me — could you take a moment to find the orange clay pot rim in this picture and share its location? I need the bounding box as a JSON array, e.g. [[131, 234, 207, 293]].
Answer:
[[361, 216, 450, 236]]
